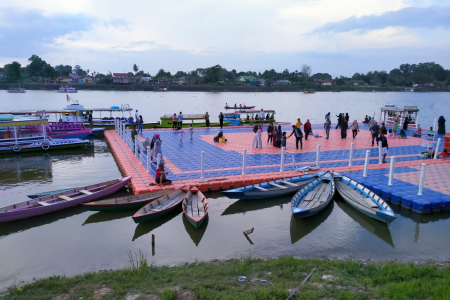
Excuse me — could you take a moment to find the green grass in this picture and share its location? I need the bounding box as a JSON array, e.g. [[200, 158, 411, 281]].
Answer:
[[3, 256, 450, 299]]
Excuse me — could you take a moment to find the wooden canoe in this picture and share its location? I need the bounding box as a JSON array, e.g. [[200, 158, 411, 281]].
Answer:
[[222, 174, 318, 200], [291, 171, 335, 219], [182, 187, 208, 228], [0, 176, 132, 222], [132, 188, 187, 223], [83, 188, 174, 211], [334, 173, 396, 223]]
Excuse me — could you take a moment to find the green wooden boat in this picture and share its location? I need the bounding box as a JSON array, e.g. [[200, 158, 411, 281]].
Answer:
[[159, 114, 230, 128], [132, 188, 187, 223], [182, 187, 208, 228], [83, 188, 174, 211]]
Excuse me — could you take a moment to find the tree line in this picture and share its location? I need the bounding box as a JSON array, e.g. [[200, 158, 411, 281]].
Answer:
[[1, 55, 449, 87]]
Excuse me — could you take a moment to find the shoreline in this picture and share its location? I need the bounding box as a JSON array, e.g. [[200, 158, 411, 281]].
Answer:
[[2, 256, 450, 299], [1, 83, 449, 93]]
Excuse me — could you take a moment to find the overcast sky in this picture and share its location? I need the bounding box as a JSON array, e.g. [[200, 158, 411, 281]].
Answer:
[[1, 0, 449, 77]]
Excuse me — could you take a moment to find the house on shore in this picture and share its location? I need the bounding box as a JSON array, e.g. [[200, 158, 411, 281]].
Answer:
[[237, 76, 257, 83], [273, 79, 291, 85], [69, 73, 84, 83], [113, 73, 129, 84], [140, 76, 153, 84], [56, 75, 69, 83], [313, 78, 335, 86], [348, 80, 367, 86], [82, 76, 95, 84]]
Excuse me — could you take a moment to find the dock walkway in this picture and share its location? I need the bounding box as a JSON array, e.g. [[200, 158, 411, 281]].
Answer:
[[105, 123, 450, 214]]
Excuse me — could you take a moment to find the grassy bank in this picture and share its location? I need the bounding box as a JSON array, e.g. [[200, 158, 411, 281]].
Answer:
[[2, 256, 450, 300]]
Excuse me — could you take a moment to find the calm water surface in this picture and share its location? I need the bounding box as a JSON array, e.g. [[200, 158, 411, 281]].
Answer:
[[0, 91, 450, 289]]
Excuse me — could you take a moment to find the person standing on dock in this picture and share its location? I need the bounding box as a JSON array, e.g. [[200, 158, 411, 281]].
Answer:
[[189, 125, 193, 140], [276, 125, 282, 148], [288, 125, 303, 150], [438, 116, 446, 135], [272, 125, 278, 147], [403, 115, 409, 131], [152, 134, 163, 162], [178, 127, 185, 143], [380, 122, 387, 135], [377, 133, 389, 163], [296, 118, 302, 129], [304, 119, 312, 140], [172, 113, 177, 130], [178, 112, 184, 128], [345, 113, 350, 123], [393, 114, 400, 136], [324, 117, 331, 139], [138, 115, 143, 134], [341, 119, 348, 139], [371, 122, 380, 146], [335, 113, 342, 129], [350, 120, 359, 138], [131, 125, 138, 142], [267, 123, 274, 145], [252, 125, 262, 149], [259, 109, 265, 126], [219, 112, 224, 129], [205, 112, 210, 127], [135, 110, 139, 124]]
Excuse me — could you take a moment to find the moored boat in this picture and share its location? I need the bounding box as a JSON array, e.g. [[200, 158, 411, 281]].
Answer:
[[132, 188, 187, 223], [223, 112, 241, 126], [159, 114, 230, 128], [291, 171, 335, 219], [0, 176, 132, 222], [56, 85, 77, 93], [83, 188, 174, 211], [380, 104, 419, 129], [222, 174, 317, 200], [333, 173, 396, 223], [224, 105, 255, 109], [182, 187, 208, 228], [237, 109, 276, 125], [304, 89, 316, 94], [8, 87, 26, 93]]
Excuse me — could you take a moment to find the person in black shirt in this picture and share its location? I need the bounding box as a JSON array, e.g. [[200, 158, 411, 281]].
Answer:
[[288, 125, 303, 150], [371, 122, 380, 146], [377, 133, 389, 163]]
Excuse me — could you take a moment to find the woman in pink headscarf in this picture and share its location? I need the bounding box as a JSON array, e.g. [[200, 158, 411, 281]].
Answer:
[[152, 134, 163, 162]]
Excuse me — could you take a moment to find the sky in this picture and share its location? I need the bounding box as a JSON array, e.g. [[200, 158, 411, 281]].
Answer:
[[1, 0, 450, 77]]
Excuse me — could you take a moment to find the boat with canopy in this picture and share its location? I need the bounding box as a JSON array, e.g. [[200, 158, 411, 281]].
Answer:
[[380, 105, 419, 129], [235, 109, 276, 125], [159, 114, 230, 128]]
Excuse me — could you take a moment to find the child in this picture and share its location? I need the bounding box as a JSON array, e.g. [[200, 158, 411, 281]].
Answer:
[[177, 127, 185, 143], [412, 126, 422, 137], [189, 125, 193, 140], [439, 149, 448, 159], [387, 129, 395, 138], [282, 132, 287, 148], [428, 127, 435, 138]]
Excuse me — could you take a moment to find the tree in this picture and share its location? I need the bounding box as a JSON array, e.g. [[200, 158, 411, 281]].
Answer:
[[4, 61, 22, 82], [55, 65, 73, 76], [27, 55, 47, 77], [446, 74, 450, 87], [300, 64, 312, 82], [133, 64, 139, 74], [43, 64, 55, 78], [204, 65, 222, 83], [73, 65, 86, 76]]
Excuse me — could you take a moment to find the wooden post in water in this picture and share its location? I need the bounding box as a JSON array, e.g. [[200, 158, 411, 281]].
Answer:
[[152, 234, 155, 256]]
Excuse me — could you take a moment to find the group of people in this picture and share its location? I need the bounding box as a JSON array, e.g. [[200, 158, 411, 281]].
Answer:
[[226, 103, 246, 108], [171, 112, 184, 130]]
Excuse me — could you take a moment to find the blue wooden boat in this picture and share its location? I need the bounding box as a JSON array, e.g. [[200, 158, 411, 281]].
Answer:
[[222, 174, 320, 200], [333, 172, 396, 223], [291, 171, 334, 219]]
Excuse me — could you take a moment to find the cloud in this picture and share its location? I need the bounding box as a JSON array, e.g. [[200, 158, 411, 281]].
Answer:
[[0, 8, 126, 58], [310, 6, 450, 35]]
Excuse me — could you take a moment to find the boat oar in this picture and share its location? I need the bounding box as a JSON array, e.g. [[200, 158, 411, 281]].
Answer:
[[285, 267, 317, 300]]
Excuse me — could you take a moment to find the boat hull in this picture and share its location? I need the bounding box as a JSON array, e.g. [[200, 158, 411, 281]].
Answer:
[[0, 139, 88, 155], [222, 175, 316, 200], [0, 177, 132, 222], [132, 205, 178, 223], [185, 214, 206, 228]]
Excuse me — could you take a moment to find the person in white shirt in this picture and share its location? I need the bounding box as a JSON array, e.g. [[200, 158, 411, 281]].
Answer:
[[259, 109, 265, 126]]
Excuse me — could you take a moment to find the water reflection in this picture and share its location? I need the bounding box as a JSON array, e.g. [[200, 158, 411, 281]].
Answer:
[[290, 201, 334, 244], [0, 206, 86, 239], [221, 197, 290, 216], [182, 215, 208, 246], [391, 204, 450, 223], [132, 209, 182, 241], [335, 199, 394, 247], [83, 210, 135, 225]]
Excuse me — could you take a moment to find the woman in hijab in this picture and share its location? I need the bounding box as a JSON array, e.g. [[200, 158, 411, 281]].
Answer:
[[276, 125, 282, 148], [393, 114, 400, 136], [143, 136, 151, 150], [341, 119, 348, 139], [438, 116, 446, 134], [152, 134, 163, 162], [219, 112, 224, 129], [272, 125, 278, 147], [252, 125, 262, 149], [351, 120, 359, 138], [205, 112, 210, 127], [403, 115, 409, 130], [267, 123, 274, 145]]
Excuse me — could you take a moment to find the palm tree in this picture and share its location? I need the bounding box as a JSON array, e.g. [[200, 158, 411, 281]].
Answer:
[[133, 64, 139, 74]]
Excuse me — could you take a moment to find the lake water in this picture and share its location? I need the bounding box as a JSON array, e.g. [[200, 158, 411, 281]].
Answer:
[[0, 90, 450, 289]]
